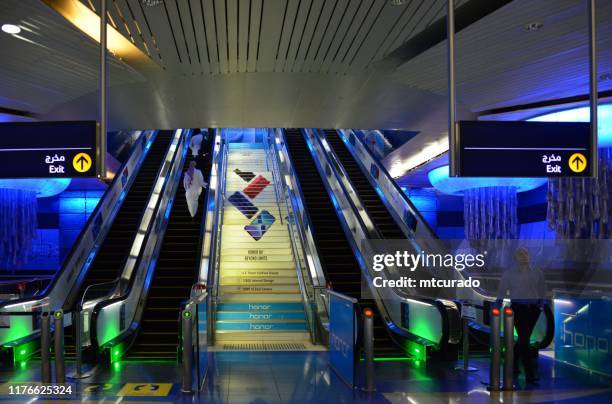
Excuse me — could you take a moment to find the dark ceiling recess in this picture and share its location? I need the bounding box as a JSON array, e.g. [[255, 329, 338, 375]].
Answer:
[[384, 0, 514, 67], [0, 106, 36, 119], [479, 90, 612, 117]]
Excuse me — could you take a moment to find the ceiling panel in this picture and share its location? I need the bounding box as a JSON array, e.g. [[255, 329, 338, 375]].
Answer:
[[237, 0, 249, 73], [247, 0, 263, 73], [256, 0, 286, 72], [186, 0, 211, 74], [2, 0, 609, 136], [226, 0, 238, 73], [65, 0, 469, 75], [164, 0, 192, 70], [395, 0, 612, 112], [274, 0, 301, 72], [214, 0, 229, 73], [140, 0, 182, 70], [126, 0, 164, 66], [201, 0, 220, 74], [284, 0, 314, 73], [291, 0, 324, 72]]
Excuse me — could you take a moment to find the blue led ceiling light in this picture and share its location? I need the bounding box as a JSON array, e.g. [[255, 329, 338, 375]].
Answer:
[[528, 103, 612, 147], [428, 165, 546, 195], [0, 178, 71, 198]]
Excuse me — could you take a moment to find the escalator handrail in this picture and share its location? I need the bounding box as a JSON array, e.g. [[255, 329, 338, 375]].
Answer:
[[191, 129, 226, 343], [89, 130, 189, 352], [276, 129, 327, 287], [338, 129, 439, 240], [206, 130, 229, 343], [0, 131, 157, 344], [309, 129, 381, 240], [194, 130, 216, 287]]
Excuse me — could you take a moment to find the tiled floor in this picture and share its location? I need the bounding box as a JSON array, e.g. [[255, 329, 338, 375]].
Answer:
[[0, 352, 610, 403]]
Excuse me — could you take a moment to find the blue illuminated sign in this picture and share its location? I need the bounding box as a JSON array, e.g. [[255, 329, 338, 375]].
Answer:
[[329, 291, 357, 387], [0, 121, 100, 178], [554, 297, 612, 376], [453, 120, 593, 178]]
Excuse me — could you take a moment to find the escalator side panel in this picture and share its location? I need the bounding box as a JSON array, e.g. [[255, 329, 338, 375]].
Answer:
[[59, 131, 175, 358]]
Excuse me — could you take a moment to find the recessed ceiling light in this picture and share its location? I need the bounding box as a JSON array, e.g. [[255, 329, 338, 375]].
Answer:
[[524, 22, 544, 32], [1, 24, 21, 35], [141, 0, 164, 6], [390, 0, 408, 5]]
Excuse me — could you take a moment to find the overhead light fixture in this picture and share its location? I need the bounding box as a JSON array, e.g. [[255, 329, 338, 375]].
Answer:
[[524, 21, 544, 32], [142, 0, 163, 6], [390, 0, 408, 5], [1, 24, 21, 34], [42, 0, 150, 66]]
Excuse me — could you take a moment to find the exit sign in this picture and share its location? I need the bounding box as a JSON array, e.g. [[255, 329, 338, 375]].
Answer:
[[452, 121, 594, 177]]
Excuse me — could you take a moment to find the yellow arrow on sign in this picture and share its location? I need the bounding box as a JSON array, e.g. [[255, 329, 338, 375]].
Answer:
[[568, 153, 587, 173], [73, 152, 92, 173]]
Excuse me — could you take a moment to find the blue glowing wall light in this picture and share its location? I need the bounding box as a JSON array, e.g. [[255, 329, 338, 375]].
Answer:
[[528, 103, 612, 147], [0, 178, 71, 198], [428, 165, 547, 195]]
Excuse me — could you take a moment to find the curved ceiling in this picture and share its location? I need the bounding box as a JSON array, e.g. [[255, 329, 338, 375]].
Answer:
[[1, 0, 473, 129], [0, 0, 610, 136]]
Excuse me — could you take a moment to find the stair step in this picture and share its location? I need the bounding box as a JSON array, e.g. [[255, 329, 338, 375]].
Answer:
[[219, 234, 290, 243], [219, 269, 297, 278], [220, 276, 298, 286], [220, 262, 296, 270], [217, 302, 304, 311], [216, 311, 306, 321], [215, 331, 311, 342], [215, 321, 307, 332], [221, 242, 291, 250], [220, 284, 300, 294], [220, 248, 293, 256], [220, 293, 302, 303], [222, 226, 287, 234], [220, 254, 293, 262]]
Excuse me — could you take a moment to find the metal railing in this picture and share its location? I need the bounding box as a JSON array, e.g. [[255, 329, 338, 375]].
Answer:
[[180, 286, 208, 392], [204, 130, 229, 345]]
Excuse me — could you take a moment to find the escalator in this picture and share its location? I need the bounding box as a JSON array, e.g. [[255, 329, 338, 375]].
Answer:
[[322, 129, 406, 240], [124, 135, 212, 360], [283, 128, 404, 358], [58, 131, 174, 358]]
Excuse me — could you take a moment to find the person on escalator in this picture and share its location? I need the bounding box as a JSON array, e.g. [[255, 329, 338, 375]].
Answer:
[[189, 129, 203, 158], [496, 247, 546, 386], [183, 161, 207, 218]]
